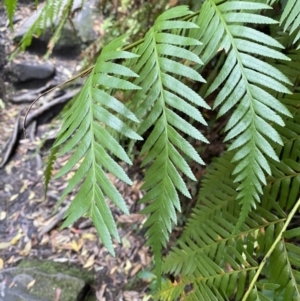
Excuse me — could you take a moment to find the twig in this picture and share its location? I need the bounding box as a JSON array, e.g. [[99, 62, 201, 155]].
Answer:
[[242, 197, 300, 300], [0, 111, 22, 168], [23, 75, 87, 137], [0, 89, 79, 168], [10, 82, 60, 103], [38, 206, 69, 239], [25, 88, 80, 126]]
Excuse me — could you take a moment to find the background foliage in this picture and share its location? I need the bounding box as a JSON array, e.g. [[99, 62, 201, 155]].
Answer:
[[4, 0, 300, 299]]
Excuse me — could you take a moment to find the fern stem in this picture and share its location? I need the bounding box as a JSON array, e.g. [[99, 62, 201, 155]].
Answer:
[[123, 37, 145, 51], [242, 197, 300, 301]]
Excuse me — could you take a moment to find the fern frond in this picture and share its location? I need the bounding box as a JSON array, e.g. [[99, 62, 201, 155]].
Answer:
[[4, 0, 18, 28], [44, 0, 73, 58], [244, 195, 300, 301], [16, 0, 74, 55], [160, 93, 300, 300], [127, 5, 209, 283], [161, 171, 299, 300], [50, 35, 141, 255], [192, 0, 292, 229], [280, 0, 300, 47], [160, 150, 282, 300]]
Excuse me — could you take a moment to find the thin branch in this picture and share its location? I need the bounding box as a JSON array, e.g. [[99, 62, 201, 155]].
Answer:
[[242, 197, 300, 300]]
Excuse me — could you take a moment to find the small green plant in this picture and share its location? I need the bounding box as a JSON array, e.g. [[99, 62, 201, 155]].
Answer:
[[5, 0, 300, 299]]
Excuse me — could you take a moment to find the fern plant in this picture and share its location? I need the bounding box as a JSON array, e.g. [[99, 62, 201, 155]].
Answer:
[[4, 0, 300, 299], [9, 0, 77, 58], [192, 0, 293, 230], [160, 93, 300, 300], [280, 0, 300, 48], [4, 0, 18, 27]]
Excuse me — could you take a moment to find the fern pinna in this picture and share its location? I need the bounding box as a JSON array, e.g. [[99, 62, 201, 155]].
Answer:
[[280, 0, 300, 48]]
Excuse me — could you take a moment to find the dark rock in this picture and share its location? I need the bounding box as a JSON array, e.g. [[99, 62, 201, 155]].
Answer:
[[0, 259, 94, 301], [11, 62, 55, 82]]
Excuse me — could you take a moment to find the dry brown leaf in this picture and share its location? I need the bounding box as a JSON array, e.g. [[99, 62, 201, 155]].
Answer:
[[9, 194, 19, 202], [96, 284, 107, 301], [81, 233, 96, 241], [117, 213, 145, 224], [0, 242, 10, 250], [28, 191, 35, 200], [27, 279, 36, 289], [4, 183, 12, 192], [121, 237, 131, 248], [124, 259, 132, 274], [5, 164, 13, 175], [110, 266, 118, 275], [53, 258, 69, 263], [40, 235, 49, 245], [19, 240, 32, 256], [9, 281, 15, 289], [55, 234, 71, 245], [168, 0, 178, 7], [10, 230, 23, 245], [0, 211, 6, 220], [83, 254, 95, 269], [81, 247, 88, 257], [130, 263, 142, 277], [59, 243, 73, 251], [65, 171, 75, 180], [71, 239, 83, 253], [123, 291, 142, 301], [20, 180, 29, 193], [7, 256, 16, 264]]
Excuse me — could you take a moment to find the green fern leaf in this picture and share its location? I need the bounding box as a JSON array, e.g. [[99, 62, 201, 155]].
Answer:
[[4, 0, 17, 27], [12, 0, 74, 56], [19, 0, 64, 49], [160, 89, 300, 300], [192, 0, 292, 229], [280, 0, 300, 47], [160, 160, 299, 300], [128, 5, 209, 284], [44, 0, 74, 58], [50, 35, 142, 255]]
